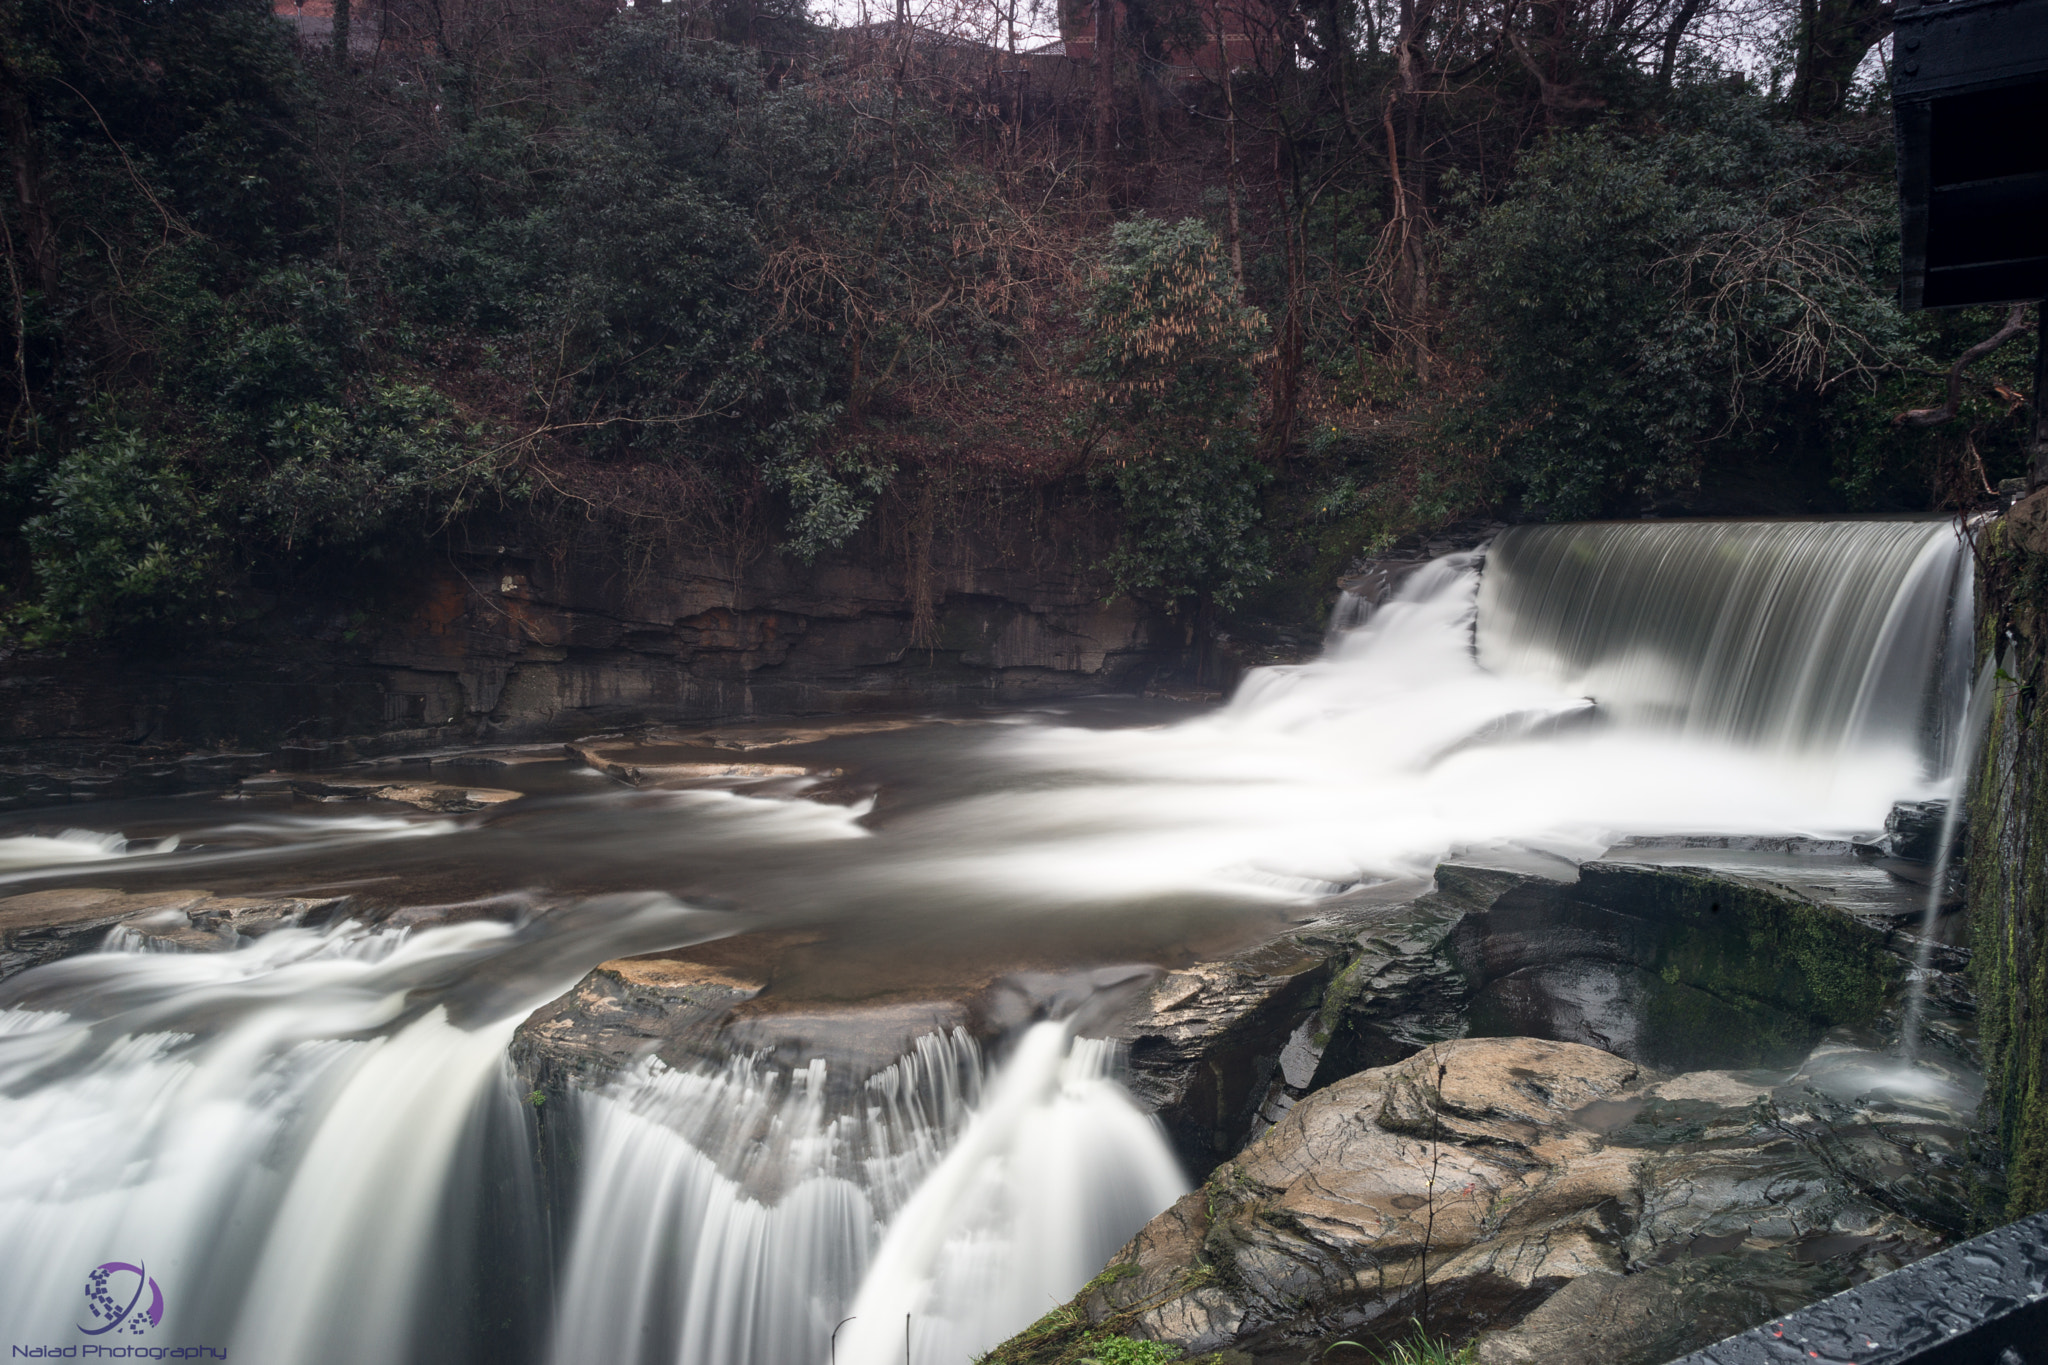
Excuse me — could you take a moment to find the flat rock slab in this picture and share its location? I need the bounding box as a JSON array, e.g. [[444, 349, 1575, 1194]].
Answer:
[[237, 773, 521, 812], [649, 717, 958, 751], [513, 930, 822, 1092], [566, 743, 831, 787], [0, 886, 347, 979]]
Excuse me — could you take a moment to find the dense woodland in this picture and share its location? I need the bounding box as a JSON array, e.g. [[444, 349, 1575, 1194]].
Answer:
[[0, 0, 2039, 641]]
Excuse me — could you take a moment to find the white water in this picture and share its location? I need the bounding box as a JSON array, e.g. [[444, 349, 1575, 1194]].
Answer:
[[0, 517, 1979, 1365], [0, 829, 175, 874], [1477, 520, 1971, 764], [550, 1022, 1185, 1365], [1899, 652, 2000, 1062], [935, 524, 1968, 908], [0, 898, 724, 1362]]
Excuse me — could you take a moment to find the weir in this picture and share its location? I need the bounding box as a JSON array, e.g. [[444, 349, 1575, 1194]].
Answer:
[[0, 518, 1985, 1365], [1477, 520, 1973, 769]]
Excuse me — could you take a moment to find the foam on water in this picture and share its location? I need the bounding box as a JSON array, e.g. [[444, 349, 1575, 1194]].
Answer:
[[916, 523, 1969, 906], [0, 517, 1979, 1365], [0, 829, 174, 874]]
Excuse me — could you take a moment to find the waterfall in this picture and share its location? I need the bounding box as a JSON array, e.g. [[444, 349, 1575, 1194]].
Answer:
[[0, 516, 1980, 1365], [0, 897, 722, 1365], [548, 1022, 1187, 1365], [1475, 520, 1971, 771]]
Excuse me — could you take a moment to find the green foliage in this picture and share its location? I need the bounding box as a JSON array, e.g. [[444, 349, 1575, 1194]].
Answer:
[[764, 448, 894, 563], [1328, 1322, 1476, 1365], [0, 0, 1988, 650], [1079, 218, 1273, 609], [1446, 88, 1914, 517], [1083, 1337, 1182, 1365], [18, 428, 224, 637]]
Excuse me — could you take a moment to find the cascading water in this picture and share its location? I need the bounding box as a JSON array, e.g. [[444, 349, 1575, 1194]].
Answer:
[[1475, 519, 1973, 769], [0, 898, 726, 1365], [548, 1023, 1185, 1365], [0, 516, 1979, 1365], [1898, 652, 2000, 1062]]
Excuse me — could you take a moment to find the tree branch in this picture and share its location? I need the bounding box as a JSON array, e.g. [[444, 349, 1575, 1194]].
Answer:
[[1894, 303, 2032, 428]]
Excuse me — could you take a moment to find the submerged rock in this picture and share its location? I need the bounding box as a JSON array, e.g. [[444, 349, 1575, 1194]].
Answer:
[[0, 886, 346, 978]]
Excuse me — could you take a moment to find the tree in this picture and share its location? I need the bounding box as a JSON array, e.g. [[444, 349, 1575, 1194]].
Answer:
[[1077, 216, 1274, 607]]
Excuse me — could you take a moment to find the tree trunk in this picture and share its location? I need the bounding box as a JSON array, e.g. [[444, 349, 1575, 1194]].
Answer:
[[2, 80, 59, 301], [1656, 0, 1708, 85], [1790, 0, 1893, 118], [331, 0, 352, 63], [1386, 0, 1431, 379], [1094, 0, 1116, 156], [1212, 0, 1244, 289]]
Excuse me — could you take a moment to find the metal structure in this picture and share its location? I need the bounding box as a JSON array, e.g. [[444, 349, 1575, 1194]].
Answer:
[[1894, 0, 2048, 310], [1665, 1209, 2048, 1363]]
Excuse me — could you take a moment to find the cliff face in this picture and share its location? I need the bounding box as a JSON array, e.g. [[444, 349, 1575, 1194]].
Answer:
[[1968, 492, 2048, 1220], [0, 496, 1181, 803]]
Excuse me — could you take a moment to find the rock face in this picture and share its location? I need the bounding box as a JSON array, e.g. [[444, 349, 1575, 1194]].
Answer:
[[1966, 507, 2048, 1219], [1115, 931, 1356, 1177], [990, 1035, 1965, 1365], [1449, 861, 1901, 1073], [0, 887, 346, 979], [0, 498, 1182, 805]]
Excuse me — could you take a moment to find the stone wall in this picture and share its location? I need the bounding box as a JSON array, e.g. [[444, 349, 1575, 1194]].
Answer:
[[1967, 491, 2048, 1219], [0, 494, 1183, 803]]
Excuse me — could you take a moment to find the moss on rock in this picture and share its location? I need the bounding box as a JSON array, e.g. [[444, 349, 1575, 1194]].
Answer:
[[1966, 509, 2048, 1221]]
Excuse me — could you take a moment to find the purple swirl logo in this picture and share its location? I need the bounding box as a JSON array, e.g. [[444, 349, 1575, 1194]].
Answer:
[[79, 1262, 164, 1337]]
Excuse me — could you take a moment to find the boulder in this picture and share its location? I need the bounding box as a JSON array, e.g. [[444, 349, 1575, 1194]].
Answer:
[[985, 1033, 1965, 1365], [1446, 862, 1901, 1073]]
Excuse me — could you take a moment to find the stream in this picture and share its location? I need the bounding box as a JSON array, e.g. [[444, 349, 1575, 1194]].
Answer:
[[0, 517, 1976, 1365]]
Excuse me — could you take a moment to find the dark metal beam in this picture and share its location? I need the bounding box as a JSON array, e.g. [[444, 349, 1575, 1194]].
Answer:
[[1663, 1209, 2048, 1364]]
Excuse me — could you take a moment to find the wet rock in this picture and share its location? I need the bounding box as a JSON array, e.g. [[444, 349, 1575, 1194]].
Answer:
[[1884, 800, 1953, 865], [510, 932, 805, 1091], [1048, 1038, 1646, 1362], [1115, 935, 1347, 1176], [1307, 869, 1518, 1089], [2005, 483, 2048, 555], [994, 1035, 1962, 1365], [566, 742, 828, 787], [1450, 862, 1901, 1073], [1602, 838, 1945, 940], [1474, 1255, 1849, 1365], [236, 772, 522, 811], [0, 886, 346, 977]]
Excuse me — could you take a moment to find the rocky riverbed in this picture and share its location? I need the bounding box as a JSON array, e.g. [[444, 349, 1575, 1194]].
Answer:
[[0, 728, 1982, 1365], [487, 814, 1978, 1365]]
